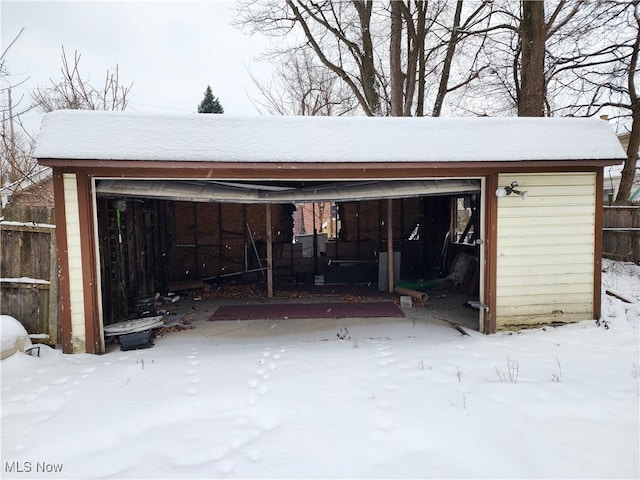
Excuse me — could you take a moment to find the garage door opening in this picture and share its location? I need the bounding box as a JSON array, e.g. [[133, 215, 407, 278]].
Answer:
[[94, 178, 484, 335]]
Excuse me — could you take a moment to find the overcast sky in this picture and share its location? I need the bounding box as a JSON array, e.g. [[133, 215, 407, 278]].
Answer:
[[2, 1, 272, 136]]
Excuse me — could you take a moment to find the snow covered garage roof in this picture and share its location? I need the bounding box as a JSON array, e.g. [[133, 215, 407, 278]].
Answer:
[[34, 110, 626, 163]]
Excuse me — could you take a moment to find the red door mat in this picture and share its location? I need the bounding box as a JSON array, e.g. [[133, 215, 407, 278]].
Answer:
[[208, 302, 405, 321]]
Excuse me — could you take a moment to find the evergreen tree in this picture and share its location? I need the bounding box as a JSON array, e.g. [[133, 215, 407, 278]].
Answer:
[[197, 85, 224, 113]]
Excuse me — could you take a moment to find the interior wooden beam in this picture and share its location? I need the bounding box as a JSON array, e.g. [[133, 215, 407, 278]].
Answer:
[[266, 203, 273, 298], [387, 198, 394, 293]]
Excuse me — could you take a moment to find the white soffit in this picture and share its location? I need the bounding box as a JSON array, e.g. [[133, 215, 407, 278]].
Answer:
[[96, 179, 481, 203]]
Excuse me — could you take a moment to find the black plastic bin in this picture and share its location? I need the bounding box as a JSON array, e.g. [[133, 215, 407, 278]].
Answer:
[[119, 330, 155, 351], [133, 296, 157, 318]]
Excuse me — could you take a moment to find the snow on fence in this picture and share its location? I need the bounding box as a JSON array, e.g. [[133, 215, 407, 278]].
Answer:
[[603, 205, 640, 263], [0, 206, 58, 345]]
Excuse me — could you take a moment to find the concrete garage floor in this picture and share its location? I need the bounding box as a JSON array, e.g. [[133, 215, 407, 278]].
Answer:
[[158, 285, 480, 344]]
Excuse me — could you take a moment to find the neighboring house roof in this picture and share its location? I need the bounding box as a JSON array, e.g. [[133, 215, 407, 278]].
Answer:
[[618, 132, 633, 151], [34, 110, 626, 164], [0, 166, 52, 208]]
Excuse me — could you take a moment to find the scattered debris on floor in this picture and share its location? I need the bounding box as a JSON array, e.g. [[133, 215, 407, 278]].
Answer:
[[201, 283, 267, 299], [342, 294, 370, 303], [156, 314, 193, 338], [103, 300, 194, 351]]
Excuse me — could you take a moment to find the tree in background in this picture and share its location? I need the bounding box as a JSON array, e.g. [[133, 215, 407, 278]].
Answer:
[[525, 1, 638, 204], [249, 49, 357, 116], [3, 43, 133, 205], [198, 85, 224, 113], [611, 2, 640, 204], [238, 1, 632, 119], [1, 28, 38, 192], [238, 0, 638, 202], [237, 0, 495, 117], [32, 46, 132, 112]]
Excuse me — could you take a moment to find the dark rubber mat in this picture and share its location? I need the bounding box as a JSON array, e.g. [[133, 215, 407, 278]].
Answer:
[[208, 301, 405, 321]]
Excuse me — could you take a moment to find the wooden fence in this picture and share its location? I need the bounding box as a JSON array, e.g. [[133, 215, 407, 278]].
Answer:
[[603, 205, 640, 263], [0, 206, 58, 344]]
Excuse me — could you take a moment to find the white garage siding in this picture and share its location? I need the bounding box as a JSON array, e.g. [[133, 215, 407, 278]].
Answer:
[[63, 173, 87, 352], [495, 172, 596, 329]]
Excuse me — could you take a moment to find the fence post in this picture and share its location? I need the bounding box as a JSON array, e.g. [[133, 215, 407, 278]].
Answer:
[[48, 226, 59, 344]]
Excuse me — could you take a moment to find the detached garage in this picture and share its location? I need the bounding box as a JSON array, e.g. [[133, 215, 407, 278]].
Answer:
[[34, 111, 625, 354]]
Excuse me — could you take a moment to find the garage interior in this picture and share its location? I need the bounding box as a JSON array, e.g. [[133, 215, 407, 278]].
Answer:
[[95, 178, 483, 332]]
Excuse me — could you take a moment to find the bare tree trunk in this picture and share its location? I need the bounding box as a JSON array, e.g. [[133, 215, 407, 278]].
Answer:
[[616, 14, 640, 204], [518, 0, 546, 117], [390, 0, 403, 116], [398, 1, 426, 116], [432, 0, 463, 117], [415, 2, 427, 117], [617, 114, 640, 204], [353, 1, 380, 115], [284, 1, 376, 115]]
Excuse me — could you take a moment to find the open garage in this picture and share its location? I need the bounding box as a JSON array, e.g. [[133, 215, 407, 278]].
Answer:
[[34, 112, 624, 353]]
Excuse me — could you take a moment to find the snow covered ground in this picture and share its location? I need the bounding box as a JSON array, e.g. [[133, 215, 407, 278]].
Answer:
[[1, 259, 638, 479]]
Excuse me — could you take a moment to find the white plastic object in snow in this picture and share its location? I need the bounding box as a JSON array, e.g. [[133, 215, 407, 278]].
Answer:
[[1, 315, 33, 360]]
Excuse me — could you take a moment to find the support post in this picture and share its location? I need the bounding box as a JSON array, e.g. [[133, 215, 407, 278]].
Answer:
[[312, 202, 318, 274], [387, 199, 394, 293], [266, 204, 273, 298]]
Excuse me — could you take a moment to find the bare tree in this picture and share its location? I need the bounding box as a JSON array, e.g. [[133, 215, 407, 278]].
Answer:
[[450, 2, 600, 117], [249, 48, 357, 116], [237, 0, 638, 205], [1, 28, 38, 192], [237, 1, 496, 117], [237, 0, 382, 115], [538, 1, 638, 204], [2, 41, 134, 204], [32, 46, 132, 112], [430, 1, 494, 117], [0, 110, 36, 187], [612, 3, 640, 204]]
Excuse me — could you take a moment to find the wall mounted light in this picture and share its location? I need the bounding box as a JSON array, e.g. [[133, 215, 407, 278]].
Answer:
[[495, 181, 528, 199]]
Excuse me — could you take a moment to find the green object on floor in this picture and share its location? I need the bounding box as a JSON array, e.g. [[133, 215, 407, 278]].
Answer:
[[395, 279, 439, 290]]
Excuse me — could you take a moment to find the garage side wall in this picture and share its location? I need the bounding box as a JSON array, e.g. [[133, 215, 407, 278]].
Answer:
[[495, 172, 596, 329]]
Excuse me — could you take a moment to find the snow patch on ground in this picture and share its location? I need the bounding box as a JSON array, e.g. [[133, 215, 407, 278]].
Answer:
[[601, 258, 640, 329]]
